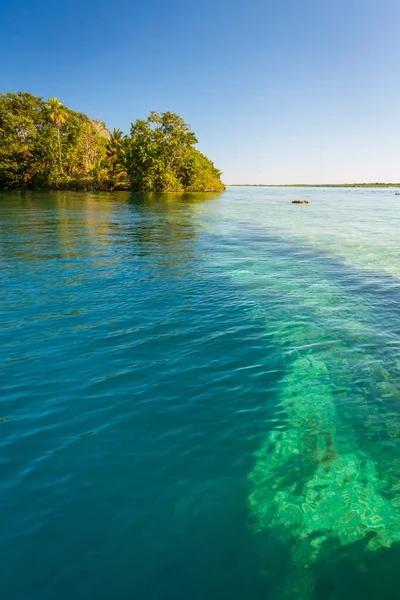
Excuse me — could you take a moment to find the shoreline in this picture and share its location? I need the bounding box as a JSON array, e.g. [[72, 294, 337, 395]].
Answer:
[[228, 183, 400, 188]]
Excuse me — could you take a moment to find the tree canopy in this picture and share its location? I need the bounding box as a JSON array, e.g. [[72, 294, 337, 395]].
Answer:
[[0, 92, 225, 192]]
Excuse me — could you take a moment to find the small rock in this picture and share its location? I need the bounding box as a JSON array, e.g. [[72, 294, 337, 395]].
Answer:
[[292, 200, 309, 204]]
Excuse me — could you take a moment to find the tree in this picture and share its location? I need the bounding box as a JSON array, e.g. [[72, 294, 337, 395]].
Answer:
[[47, 98, 68, 174], [0, 93, 225, 192], [126, 111, 224, 192], [0, 92, 47, 188], [106, 128, 129, 188], [179, 147, 225, 192]]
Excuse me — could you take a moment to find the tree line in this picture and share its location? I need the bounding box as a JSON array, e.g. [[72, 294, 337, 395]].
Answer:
[[0, 92, 225, 192]]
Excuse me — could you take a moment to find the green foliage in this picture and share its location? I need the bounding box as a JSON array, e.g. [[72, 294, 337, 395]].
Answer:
[[127, 111, 225, 192], [0, 92, 112, 189], [105, 128, 129, 189], [0, 93, 225, 192], [180, 147, 225, 192], [0, 92, 46, 188]]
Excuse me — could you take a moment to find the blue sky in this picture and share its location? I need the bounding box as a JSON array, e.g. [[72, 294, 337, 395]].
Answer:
[[2, 0, 400, 184]]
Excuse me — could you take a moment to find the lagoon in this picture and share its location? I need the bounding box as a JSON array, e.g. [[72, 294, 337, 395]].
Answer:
[[1, 187, 400, 599]]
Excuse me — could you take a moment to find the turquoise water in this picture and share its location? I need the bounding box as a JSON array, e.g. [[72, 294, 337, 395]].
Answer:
[[1, 187, 400, 599]]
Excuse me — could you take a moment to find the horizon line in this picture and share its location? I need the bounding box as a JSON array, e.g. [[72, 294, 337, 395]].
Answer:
[[226, 183, 400, 187]]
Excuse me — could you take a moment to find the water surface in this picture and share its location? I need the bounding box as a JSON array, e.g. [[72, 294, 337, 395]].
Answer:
[[1, 187, 400, 599]]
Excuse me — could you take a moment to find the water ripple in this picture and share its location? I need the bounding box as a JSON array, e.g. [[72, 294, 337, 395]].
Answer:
[[1, 188, 400, 599]]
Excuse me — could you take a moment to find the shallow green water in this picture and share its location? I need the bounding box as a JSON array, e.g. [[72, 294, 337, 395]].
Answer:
[[1, 187, 400, 599]]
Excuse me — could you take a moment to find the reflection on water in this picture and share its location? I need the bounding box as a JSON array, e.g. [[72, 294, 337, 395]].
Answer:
[[1, 187, 400, 599], [0, 190, 223, 263]]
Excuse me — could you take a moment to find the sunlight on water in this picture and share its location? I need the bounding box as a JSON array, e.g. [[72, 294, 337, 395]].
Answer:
[[229, 264, 400, 598], [210, 187, 400, 280], [205, 188, 400, 598], [1, 188, 400, 599]]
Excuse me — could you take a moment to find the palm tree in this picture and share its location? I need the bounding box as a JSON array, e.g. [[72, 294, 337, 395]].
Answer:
[[47, 98, 68, 173], [106, 128, 125, 161], [106, 129, 129, 187], [91, 157, 110, 186]]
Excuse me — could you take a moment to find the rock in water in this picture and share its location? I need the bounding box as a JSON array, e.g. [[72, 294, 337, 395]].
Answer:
[[292, 199, 309, 204]]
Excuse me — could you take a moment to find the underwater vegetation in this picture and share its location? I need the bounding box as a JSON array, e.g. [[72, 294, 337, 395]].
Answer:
[[230, 256, 400, 599]]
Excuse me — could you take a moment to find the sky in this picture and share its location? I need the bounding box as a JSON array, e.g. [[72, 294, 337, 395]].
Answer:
[[1, 0, 400, 184]]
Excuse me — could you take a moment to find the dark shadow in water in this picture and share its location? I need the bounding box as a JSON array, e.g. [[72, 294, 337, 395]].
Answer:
[[307, 538, 400, 600], [0, 189, 224, 269], [119, 192, 223, 265], [126, 190, 224, 206]]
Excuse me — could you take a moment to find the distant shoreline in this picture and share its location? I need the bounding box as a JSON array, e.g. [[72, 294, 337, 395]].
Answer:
[[228, 183, 400, 188]]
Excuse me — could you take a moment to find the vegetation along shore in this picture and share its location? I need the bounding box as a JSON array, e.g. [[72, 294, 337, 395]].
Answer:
[[0, 92, 225, 193], [229, 183, 400, 188]]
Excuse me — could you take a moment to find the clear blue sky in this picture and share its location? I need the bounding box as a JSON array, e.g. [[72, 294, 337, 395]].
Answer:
[[2, 0, 400, 184]]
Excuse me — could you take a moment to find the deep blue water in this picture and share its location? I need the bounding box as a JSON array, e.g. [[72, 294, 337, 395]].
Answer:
[[1, 188, 400, 599]]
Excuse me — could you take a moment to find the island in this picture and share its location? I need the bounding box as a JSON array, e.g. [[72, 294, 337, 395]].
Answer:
[[0, 92, 225, 193]]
